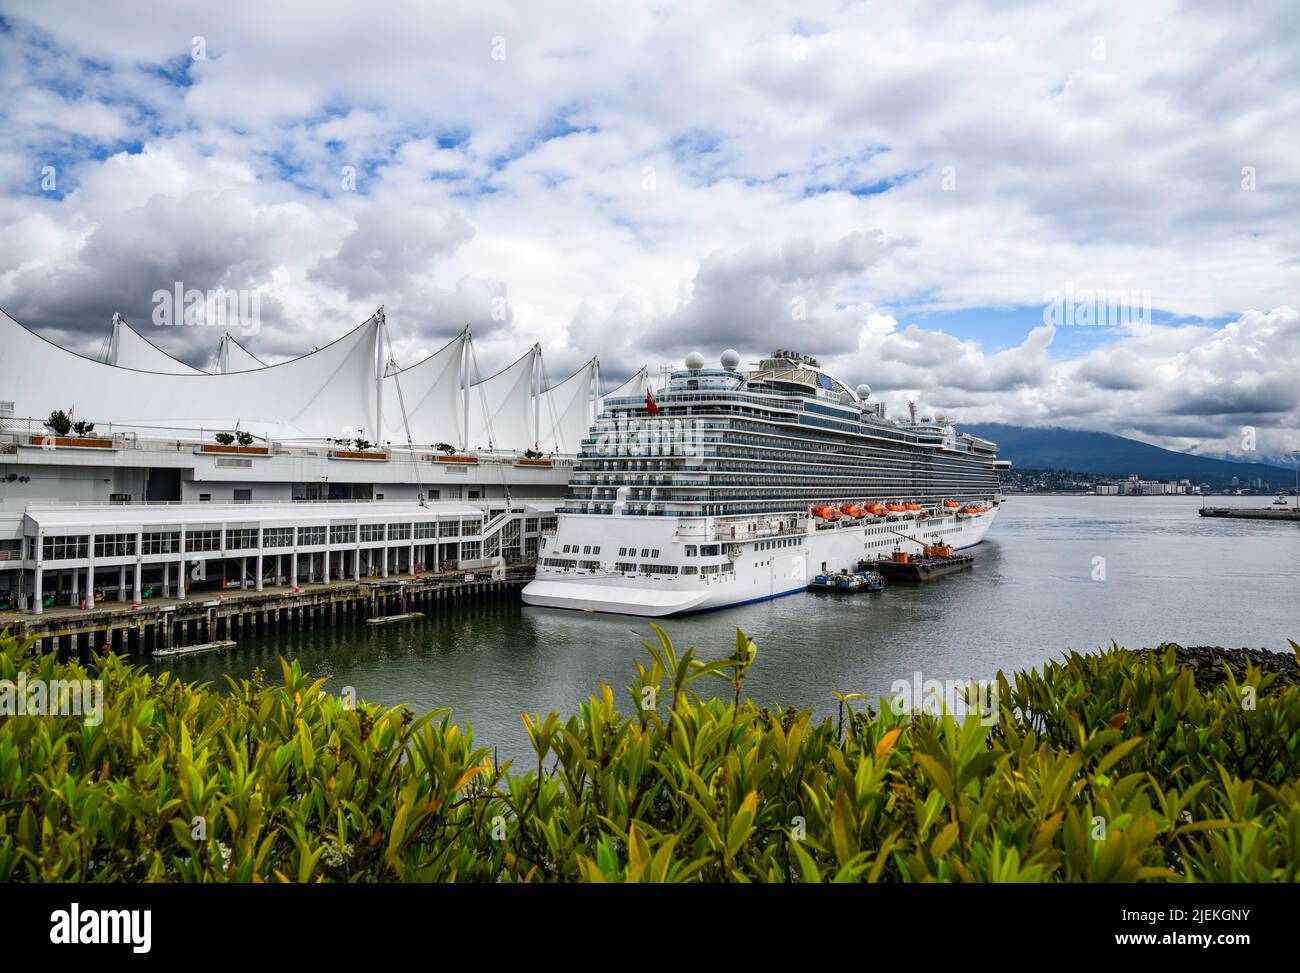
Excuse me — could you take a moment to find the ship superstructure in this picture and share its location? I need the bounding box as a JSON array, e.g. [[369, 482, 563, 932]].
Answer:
[[522, 350, 1009, 615]]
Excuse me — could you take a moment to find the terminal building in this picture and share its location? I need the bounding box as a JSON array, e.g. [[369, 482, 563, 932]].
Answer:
[[0, 308, 646, 613]]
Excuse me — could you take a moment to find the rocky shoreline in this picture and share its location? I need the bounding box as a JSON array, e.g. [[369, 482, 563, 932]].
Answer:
[[1139, 643, 1298, 691]]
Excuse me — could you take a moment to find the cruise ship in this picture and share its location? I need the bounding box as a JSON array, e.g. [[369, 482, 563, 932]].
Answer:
[[522, 350, 1009, 616]]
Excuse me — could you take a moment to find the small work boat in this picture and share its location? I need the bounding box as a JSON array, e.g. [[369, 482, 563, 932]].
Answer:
[[808, 570, 885, 593]]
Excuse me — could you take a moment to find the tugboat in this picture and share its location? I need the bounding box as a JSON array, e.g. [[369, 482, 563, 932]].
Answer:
[[808, 569, 885, 593]]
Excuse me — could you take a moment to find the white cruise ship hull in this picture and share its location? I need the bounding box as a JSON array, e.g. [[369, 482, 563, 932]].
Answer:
[[522, 508, 998, 616]]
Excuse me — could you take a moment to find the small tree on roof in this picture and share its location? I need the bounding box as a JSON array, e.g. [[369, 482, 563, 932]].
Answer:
[[45, 410, 72, 437]]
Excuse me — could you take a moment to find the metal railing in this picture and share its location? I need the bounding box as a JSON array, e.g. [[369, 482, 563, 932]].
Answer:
[[0, 421, 578, 466], [20, 496, 556, 510]]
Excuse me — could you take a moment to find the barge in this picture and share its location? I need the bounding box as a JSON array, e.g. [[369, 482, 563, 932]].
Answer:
[[861, 545, 974, 582]]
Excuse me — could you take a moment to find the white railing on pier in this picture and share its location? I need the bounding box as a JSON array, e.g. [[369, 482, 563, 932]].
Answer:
[[0, 420, 577, 467]]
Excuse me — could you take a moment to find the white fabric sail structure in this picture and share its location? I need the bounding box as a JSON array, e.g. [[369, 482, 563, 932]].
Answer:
[[215, 332, 266, 373], [0, 308, 381, 442], [104, 314, 206, 374], [537, 359, 596, 454], [5, 306, 608, 453], [465, 345, 538, 452], [381, 329, 468, 448], [601, 366, 649, 410]]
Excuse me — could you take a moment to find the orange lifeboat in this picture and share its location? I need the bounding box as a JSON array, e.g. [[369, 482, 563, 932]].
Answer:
[[903, 502, 923, 511], [884, 503, 908, 519], [866, 503, 887, 518], [811, 505, 842, 521], [957, 504, 988, 518], [943, 500, 961, 509], [841, 503, 866, 519]]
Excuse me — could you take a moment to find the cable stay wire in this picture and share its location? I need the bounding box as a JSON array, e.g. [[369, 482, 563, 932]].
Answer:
[[382, 319, 427, 507], [465, 333, 514, 507]]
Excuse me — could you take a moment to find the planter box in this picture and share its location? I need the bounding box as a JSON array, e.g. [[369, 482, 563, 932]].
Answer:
[[515, 458, 553, 467], [28, 435, 113, 449], [330, 450, 388, 461], [198, 444, 269, 455], [435, 454, 479, 464]]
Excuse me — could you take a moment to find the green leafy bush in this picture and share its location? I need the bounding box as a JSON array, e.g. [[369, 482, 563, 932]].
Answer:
[[0, 629, 1296, 882]]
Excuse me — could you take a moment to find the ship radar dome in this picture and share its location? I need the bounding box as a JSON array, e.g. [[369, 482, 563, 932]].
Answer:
[[684, 351, 706, 370], [720, 349, 741, 370], [856, 383, 871, 400]]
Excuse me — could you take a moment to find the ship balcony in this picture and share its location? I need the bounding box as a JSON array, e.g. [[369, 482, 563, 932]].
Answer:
[[715, 523, 808, 542]]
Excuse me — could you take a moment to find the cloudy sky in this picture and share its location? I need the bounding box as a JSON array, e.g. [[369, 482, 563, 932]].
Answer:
[[1, 1, 1296, 460]]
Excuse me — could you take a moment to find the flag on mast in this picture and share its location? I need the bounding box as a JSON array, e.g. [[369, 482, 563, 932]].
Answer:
[[645, 390, 659, 415]]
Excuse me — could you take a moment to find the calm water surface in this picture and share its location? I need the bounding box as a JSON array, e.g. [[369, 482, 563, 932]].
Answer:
[[150, 496, 1300, 763]]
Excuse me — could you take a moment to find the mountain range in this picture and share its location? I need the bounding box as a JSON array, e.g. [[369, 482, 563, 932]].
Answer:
[[962, 423, 1295, 486]]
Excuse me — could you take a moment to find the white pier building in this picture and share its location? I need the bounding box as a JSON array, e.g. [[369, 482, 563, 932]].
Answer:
[[0, 308, 646, 613]]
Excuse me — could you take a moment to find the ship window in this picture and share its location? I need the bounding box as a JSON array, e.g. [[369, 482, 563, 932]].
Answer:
[[700, 544, 719, 556], [685, 545, 696, 557], [640, 548, 649, 557]]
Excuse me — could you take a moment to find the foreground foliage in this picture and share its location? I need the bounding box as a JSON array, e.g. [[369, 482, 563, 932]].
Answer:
[[1, 630, 1297, 882]]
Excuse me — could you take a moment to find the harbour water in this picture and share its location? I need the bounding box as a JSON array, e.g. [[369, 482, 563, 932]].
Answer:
[[150, 495, 1299, 763]]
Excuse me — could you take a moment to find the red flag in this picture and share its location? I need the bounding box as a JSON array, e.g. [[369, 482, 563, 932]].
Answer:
[[645, 390, 660, 415]]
